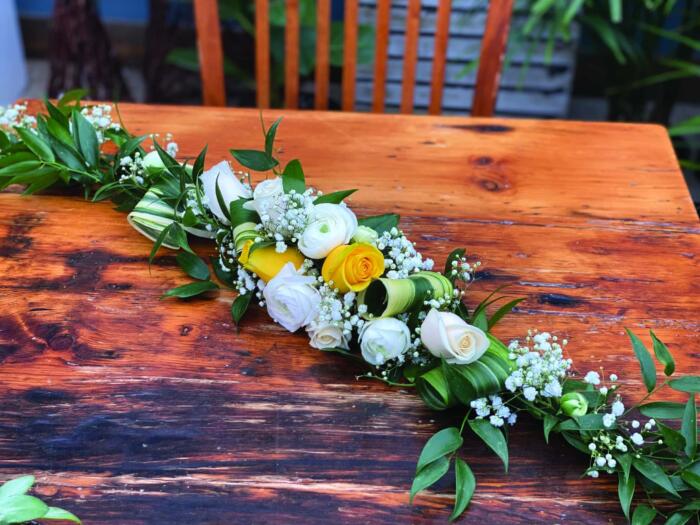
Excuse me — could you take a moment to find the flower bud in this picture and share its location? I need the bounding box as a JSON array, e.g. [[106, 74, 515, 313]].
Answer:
[[560, 392, 588, 417], [352, 225, 378, 244]]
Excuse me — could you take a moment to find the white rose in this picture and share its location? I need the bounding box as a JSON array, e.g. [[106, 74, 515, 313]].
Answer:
[[298, 203, 358, 259], [307, 321, 349, 350], [200, 160, 252, 224], [359, 318, 411, 366], [244, 177, 284, 220], [420, 309, 489, 365], [263, 263, 321, 332]]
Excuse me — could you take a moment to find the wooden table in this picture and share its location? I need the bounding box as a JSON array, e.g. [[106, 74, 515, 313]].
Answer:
[[0, 104, 698, 524]]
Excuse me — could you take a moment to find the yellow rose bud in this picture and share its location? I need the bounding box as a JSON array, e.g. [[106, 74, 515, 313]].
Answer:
[[322, 243, 384, 293], [238, 240, 305, 282]]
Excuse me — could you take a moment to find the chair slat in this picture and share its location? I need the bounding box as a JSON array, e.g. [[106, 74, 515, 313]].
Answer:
[[193, 0, 226, 106], [314, 0, 331, 110], [428, 0, 451, 115], [341, 0, 359, 112], [400, 0, 421, 114], [371, 0, 391, 113], [284, 0, 300, 108], [255, 0, 271, 109], [472, 0, 514, 117]]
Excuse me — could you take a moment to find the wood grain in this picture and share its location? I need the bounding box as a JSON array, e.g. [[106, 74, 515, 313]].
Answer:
[[400, 0, 422, 114], [193, 0, 226, 107], [255, 0, 271, 109], [314, 0, 331, 110], [284, 0, 300, 109], [429, 0, 452, 115], [371, 0, 392, 113], [341, 0, 359, 112], [1, 102, 698, 524], [472, 0, 514, 117]]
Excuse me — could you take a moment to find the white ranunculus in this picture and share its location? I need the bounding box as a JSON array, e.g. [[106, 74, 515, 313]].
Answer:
[[420, 309, 489, 365], [359, 317, 411, 366], [263, 263, 321, 332], [307, 321, 349, 350], [200, 160, 252, 224], [244, 177, 284, 220], [298, 203, 358, 259]]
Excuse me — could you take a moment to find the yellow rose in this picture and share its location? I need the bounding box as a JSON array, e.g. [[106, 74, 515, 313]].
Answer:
[[322, 243, 384, 293], [239, 240, 305, 282]]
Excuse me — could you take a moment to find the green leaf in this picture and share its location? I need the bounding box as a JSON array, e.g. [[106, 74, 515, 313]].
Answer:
[[264, 116, 282, 158], [58, 88, 87, 107], [665, 512, 693, 525], [231, 149, 278, 171], [631, 504, 656, 525], [48, 135, 85, 171], [192, 145, 208, 179], [215, 175, 233, 222], [488, 298, 524, 329], [625, 329, 656, 393], [43, 506, 82, 523], [409, 455, 449, 504], [650, 331, 675, 375], [609, 0, 622, 22], [416, 427, 463, 473], [0, 494, 48, 523], [162, 280, 219, 299], [176, 252, 210, 280], [468, 418, 508, 472], [231, 292, 253, 326], [617, 472, 635, 520], [71, 109, 99, 167], [211, 256, 236, 288], [657, 422, 686, 453], [616, 453, 632, 482], [45, 99, 70, 128], [14, 127, 54, 162], [543, 414, 558, 444], [639, 401, 686, 419], [681, 471, 700, 491], [681, 393, 697, 459], [313, 189, 357, 205], [450, 458, 475, 521], [0, 476, 35, 500], [282, 159, 306, 194], [149, 223, 178, 264], [0, 128, 10, 149], [0, 160, 42, 177], [669, 116, 700, 137], [229, 198, 259, 228], [670, 376, 700, 393], [358, 213, 400, 235], [472, 309, 488, 331], [444, 248, 466, 277], [416, 366, 454, 410], [633, 456, 680, 498]]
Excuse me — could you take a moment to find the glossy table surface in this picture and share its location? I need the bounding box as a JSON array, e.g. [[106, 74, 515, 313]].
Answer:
[[0, 103, 698, 524]]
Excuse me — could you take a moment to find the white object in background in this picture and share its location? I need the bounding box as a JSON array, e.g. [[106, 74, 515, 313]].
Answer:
[[0, 1, 28, 104]]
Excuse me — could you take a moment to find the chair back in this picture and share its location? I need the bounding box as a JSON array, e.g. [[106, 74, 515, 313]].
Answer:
[[193, 0, 514, 116]]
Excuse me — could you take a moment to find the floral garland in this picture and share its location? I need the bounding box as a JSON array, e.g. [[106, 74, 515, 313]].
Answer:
[[1, 95, 698, 524]]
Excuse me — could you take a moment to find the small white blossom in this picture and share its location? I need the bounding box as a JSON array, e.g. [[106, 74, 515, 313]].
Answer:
[[584, 371, 601, 385], [630, 433, 644, 446], [602, 413, 616, 428]]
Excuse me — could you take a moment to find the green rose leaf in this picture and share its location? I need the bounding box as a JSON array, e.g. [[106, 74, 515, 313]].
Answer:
[[681, 393, 697, 459], [43, 506, 82, 523], [449, 458, 475, 521], [409, 455, 450, 504], [176, 252, 210, 280], [15, 127, 55, 162], [639, 401, 686, 419], [282, 159, 306, 194], [631, 504, 656, 525], [231, 292, 253, 326], [468, 418, 508, 472], [0, 475, 35, 500], [313, 189, 357, 204], [415, 427, 463, 473], [650, 330, 675, 376], [162, 280, 219, 299], [0, 495, 48, 523], [358, 213, 399, 235], [617, 471, 635, 520], [625, 329, 656, 392], [632, 456, 680, 498], [231, 149, 278, 171], [670, 376, 700, 393]]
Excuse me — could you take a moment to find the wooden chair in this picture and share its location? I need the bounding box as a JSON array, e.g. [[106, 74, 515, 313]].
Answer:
[[192, 0, 514, 117]]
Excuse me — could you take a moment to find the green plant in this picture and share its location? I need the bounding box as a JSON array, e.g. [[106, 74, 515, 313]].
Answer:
[[0, 475, 80, 525], [166, 0, 375, 106]]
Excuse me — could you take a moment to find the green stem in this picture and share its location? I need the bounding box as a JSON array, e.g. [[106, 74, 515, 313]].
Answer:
[[625, 379, 670, 416]]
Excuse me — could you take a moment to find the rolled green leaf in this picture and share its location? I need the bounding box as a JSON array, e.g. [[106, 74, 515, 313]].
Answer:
[[233, 221, 259, 253], [127, 186, 179, 249], [416, 366, 455, 410], [357, 271, 453, 318]]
